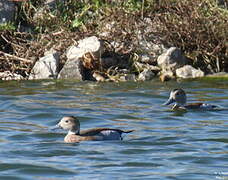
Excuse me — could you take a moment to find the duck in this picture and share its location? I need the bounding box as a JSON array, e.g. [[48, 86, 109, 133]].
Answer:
[[55, 116, 134, 143], [163, 88, 218, 110]]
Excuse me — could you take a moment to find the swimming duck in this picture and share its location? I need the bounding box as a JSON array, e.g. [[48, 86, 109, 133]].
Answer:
[[55, 116, 134, 143], [163, 88, 217, 110]]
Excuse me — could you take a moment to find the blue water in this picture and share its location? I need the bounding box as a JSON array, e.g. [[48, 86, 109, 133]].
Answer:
[[0, 79, 227, 180]]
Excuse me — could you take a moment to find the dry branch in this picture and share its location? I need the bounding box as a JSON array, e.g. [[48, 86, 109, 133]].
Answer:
[[0, 51, 33, 63]]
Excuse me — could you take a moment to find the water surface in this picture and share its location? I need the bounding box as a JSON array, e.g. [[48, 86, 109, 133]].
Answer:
[[0, 79, 227, 180]]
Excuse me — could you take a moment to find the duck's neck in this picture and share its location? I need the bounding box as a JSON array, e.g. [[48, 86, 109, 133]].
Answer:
[[173, 103, 186, 110], [68, 129, 80, 135]]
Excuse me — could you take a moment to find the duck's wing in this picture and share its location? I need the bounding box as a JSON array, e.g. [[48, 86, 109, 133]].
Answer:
[[80, 128, 134, 140], [81, 128, 134, 136], [186, 103, 217, 110]]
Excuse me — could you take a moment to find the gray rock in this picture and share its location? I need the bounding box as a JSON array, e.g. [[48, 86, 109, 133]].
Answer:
[[138, 69, 155, 81], [157, 47, 187, 72], [176, 65, 204, 79], [29, 50, 60, 80], [0, 0, 15, 24], [58, 59, 85, 80]]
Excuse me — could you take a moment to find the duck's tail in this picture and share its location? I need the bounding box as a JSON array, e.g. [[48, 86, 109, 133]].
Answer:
[[123, 130, 134, 134]]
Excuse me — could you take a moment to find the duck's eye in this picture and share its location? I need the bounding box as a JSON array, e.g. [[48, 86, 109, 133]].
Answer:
[[65, 120, 69, 123]]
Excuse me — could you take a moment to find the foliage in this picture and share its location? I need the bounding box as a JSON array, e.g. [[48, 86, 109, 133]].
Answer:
[[0, 23, 16, 31]]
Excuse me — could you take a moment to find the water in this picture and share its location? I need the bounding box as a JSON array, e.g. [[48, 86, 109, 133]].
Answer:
[[0, 79, 227, 180]]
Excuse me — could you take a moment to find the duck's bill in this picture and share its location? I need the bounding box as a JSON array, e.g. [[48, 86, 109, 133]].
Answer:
[[50, 124, 61, 131], [163, 98, 175, 105]]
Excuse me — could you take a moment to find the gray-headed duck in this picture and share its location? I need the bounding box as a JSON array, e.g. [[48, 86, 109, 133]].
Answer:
[[164, 88, 218, 110], [55, 116, 134, 143]]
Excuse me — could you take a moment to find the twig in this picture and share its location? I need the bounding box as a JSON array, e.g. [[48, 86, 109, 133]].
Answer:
[[0, 51, 33, 63]]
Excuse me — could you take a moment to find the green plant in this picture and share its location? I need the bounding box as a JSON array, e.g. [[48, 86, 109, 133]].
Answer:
[[0, 23, 16, 31]]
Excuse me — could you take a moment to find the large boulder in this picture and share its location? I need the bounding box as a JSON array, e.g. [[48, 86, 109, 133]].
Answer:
[[0, 0, 15, 24], [58, 36, 104, 80], [176, 65, 204, 79], [29, 50, 60, 80], [157, 47, 187, 72]]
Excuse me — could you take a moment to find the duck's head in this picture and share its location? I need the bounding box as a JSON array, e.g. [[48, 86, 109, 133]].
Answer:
[[164, 88, 186, 107], [57, 116, 80, 134]]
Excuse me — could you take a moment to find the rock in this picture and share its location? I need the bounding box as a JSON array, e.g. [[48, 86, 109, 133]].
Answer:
[[57, 36, 104, 81], [159, 70, 175, 82], [157, 47, 187, 72], [58, 36, 104, 80], [0, 0, 15, 24], [0, 71, 23, 81], [138, 69, 155, 81], [67, 36, 103, 61], [176, 65, 204, 79], [66, 36, 103, 71], [58, 59, 85, 80], [29, 50, 60, 80]]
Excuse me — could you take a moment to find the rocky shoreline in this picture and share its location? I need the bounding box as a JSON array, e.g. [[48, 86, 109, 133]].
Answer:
[[0, 0, 227, 81]]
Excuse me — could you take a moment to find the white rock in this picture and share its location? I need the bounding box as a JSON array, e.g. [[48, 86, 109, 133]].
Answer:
[[157, 47, 187, 71], [138, 69, 155, 81], [29, 50, 60, 80], [176, 65, 204, 78], [0, 71, 23, 80], [66, 36, 103, 60]]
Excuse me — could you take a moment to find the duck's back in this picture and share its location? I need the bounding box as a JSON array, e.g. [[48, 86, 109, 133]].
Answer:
[[80, 128, 133, 140]]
